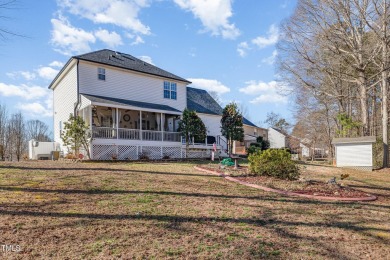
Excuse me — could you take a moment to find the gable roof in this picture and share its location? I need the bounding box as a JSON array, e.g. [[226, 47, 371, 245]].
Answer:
[[81, 93, 181, 113], [55, 49, 190, 86], [186, 87, 258, 127], [270, 127, 288, 136], [332, 136, 376, 144]]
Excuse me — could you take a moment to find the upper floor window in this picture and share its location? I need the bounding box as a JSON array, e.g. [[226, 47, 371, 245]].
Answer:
[[163, 81, 177, 100], [98, 68, 106, 81]]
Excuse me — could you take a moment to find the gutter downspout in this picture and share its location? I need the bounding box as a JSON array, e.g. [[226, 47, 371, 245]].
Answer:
[[74, 59, 80, 116]]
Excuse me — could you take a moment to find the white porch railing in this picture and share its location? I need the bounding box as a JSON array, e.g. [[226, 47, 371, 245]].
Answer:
[[92, 127, 181, 142], [118, 128, 140, 140], [163, 132, 181, 142], [142, 130, 162, 141], [92, 127, 117, 139]]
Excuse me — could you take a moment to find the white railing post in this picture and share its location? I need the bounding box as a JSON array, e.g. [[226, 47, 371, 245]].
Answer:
[[139, 110, 143, 141], [161, 112, 164, 142], [116, 108, 119, 139]]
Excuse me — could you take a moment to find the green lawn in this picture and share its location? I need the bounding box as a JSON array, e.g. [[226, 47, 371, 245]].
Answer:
[[0, 161, 389, 259]]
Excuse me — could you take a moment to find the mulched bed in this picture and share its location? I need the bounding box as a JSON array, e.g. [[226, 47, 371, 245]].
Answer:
[[198, 164, 373, 199]]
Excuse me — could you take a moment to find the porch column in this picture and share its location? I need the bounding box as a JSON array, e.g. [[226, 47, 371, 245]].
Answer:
[[139, 110, 142, 140], [161, 113, 164, 142], [116, 108, 119, 139]]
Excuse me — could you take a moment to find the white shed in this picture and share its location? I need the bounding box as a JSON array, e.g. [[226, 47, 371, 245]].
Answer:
[[332, 136, 376, 171]]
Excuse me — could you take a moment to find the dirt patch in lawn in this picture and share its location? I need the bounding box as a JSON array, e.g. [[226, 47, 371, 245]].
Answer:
[[198, 164, 374, 199]]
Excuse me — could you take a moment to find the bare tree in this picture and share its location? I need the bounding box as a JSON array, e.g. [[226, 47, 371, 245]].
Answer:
[[0, 104, 8, 160], [278, 0, 380, 135], [8, 112, 26, 161], [26, 119, 51, 142], [239, 103, 250, 120], [208, 91, 223, 107], [0, 0, 23, 41], [265, 112, 291, 133]]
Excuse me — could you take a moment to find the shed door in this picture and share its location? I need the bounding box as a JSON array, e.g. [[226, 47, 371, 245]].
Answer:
[[336, 143, 372, 167]]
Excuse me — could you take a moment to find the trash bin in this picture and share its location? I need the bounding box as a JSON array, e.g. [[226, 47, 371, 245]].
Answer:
[[52, 151, 60, 160]]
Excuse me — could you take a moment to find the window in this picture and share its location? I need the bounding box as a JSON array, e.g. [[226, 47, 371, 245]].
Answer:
[[163, 81, 177, 100], [98, 68, 106, 80], [164, 81, 170, 99], [171, 83, 177, 100]]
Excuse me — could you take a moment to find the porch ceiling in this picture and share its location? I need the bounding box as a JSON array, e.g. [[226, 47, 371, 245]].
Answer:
[[81, 93, 182, 115]]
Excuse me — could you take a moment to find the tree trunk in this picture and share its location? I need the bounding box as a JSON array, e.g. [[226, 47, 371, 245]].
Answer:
[[359, 71, 369, 136], [382, 1, 388, 168]]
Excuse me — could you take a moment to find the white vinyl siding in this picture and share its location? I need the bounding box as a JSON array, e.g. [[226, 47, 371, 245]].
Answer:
[[335, 143, 373, 167], [78, 61, 186, 111], [197, 113, 222, 137], [268, 128, 286, 148], [53, 63, 78, 152]]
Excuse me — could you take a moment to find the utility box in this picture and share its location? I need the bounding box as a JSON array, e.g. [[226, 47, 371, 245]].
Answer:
[[332, 136, 376, 171], [28, 140, 60, 160]]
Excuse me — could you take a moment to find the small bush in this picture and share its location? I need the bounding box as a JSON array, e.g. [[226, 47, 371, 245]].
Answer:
[[248, 149, 300, 180], [247, 145, 262, 155]]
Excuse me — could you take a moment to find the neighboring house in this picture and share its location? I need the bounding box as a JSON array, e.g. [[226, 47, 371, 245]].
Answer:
[[233, 123, 268, 155], [186, 87, 264, 155], [50, 49, 237, 160], [268, 127, 288, 148]]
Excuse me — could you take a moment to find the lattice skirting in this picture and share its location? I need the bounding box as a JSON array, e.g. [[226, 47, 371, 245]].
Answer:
[[91, 144, 210, 160]]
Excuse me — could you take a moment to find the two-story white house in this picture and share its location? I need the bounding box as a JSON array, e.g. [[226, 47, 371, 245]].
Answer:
[[50, 49, 234, 160]]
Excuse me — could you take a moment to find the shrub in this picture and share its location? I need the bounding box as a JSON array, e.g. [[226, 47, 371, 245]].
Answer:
[[248, 149, 300, 180], [247, 145, 262, 155]]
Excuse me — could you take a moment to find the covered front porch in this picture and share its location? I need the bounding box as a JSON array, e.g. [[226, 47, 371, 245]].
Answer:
[[79, 94, 182, 143]]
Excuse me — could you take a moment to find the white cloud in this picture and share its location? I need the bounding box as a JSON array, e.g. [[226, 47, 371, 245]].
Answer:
[[51, 15, 96, 56], [49, 61, 64, 68], [0, 83, 49, 100], [252, 24, 279, 49], [138, 55, 154, 65], [239, 80, 288, 104], [173, 0, 240, 39], [261, 50, 278, 65], [59, 0, 151, 35], [16, 102, 52, 117], [6, 71, 36, 81], [37, 67, 59, 81], [249, 94, 287, 104], [237, 41, 250, 57], [94, 29, 123, 48], [188, 78, 230, 94], [131, 35, 144, 45]]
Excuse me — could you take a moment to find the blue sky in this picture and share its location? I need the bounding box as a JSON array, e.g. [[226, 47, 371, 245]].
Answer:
[[0, 0, 296, 133]]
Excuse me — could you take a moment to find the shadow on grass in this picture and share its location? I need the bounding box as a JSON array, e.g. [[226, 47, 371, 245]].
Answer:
[[0, 186, 389, 210], [0, 209, 389, 237], [0, 165, 217, 178]]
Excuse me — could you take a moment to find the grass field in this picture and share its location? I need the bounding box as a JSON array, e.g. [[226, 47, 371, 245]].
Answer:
[[0, 161, 389, 259]]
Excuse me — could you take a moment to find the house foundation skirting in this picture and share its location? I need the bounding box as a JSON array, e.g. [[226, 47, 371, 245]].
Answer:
[[91, 143, 213, 160]]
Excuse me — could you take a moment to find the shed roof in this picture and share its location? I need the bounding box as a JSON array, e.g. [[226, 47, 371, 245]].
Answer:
[[81, 93, 181, 113], [332, 136, 376, 144]]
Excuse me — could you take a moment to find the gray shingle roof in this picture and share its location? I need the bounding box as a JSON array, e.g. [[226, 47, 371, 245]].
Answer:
[[81, 93, 181, 113], [75, 49, 191, 83], [186, 87, 257, 127], [332, 136, 376, 144]]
